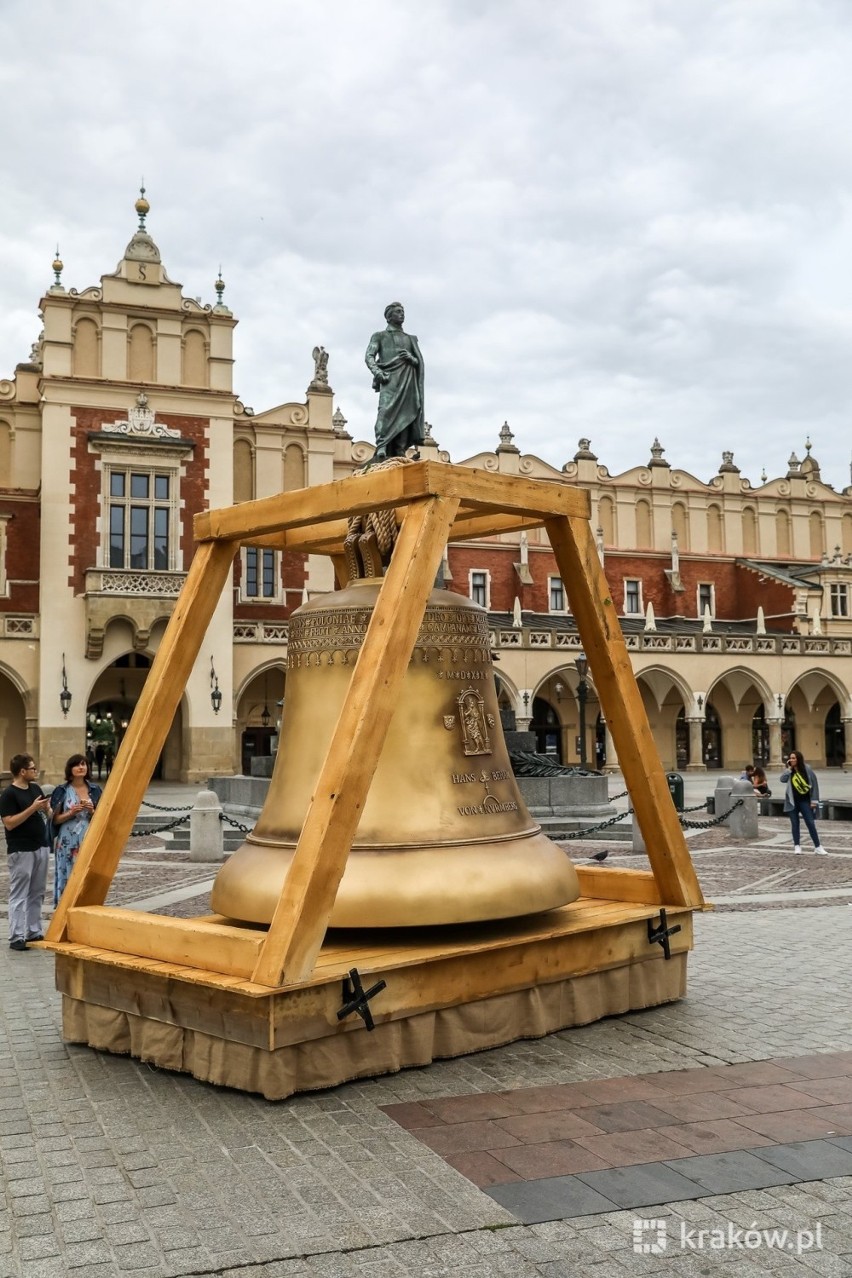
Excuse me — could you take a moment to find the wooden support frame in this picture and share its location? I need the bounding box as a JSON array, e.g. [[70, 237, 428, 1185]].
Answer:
[[47, 461, 704, 1049]]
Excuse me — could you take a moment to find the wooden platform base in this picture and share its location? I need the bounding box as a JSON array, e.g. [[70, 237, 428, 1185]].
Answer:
[[47, 898, 694, 1101]]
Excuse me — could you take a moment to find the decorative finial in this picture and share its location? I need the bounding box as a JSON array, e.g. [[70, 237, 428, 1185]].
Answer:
[[761, 467, 767, 483], [648, 437, 669, 467], [332, 407, 351, 438], [52, 245, 63, 286], [805, 435, 812, 455], [215, 267, 225, 305], [500, 421, 514, 447], [135, 182, 150, 231]]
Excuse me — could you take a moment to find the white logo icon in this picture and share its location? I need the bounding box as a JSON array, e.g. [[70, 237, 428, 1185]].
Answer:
[[633, 1219, 667, 1254]]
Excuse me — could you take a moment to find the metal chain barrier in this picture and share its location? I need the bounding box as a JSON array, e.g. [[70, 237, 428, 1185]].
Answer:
[[551, 797, 743, 841], [550, 808, 634, 840], [140, 800, 193, 813], [130, 813, 190, 838], [219, 812, 255, 835], [608, 789, 629, 801], [679, 799, 743, 830]]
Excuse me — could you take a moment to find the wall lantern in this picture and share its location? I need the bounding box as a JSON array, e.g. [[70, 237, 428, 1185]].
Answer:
[[210, 656, 223, 715], [59, 654, 72, 717]]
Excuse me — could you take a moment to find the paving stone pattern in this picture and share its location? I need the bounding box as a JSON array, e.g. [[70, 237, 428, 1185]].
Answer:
[[0, 781, 851, 1273]]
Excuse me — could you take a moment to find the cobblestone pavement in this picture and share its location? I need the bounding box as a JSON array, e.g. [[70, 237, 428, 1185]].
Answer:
[[0, 780, 851, 1274]]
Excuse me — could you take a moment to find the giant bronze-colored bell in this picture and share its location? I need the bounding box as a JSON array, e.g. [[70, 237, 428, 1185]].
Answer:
[[212, 580, 580, 928]]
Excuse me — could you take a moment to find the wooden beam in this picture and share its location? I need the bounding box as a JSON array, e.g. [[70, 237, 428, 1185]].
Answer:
[[574, 866, 663, 904], [195, 461, 589, 544], [251, 493, 461, 987], [545, 514, 705, 909], [448, 511, 546, 542], [46, 538, 238, 941], [66, 907, 266, 979]]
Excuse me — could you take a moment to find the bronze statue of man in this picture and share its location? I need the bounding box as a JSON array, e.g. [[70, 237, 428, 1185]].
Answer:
[[364, 302, 425, 460]]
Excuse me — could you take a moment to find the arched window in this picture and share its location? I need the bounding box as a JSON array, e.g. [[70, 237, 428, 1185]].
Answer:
[[707, 504, 723, 553], [742, 506, 757, 555], [776, 509, 791, 557], [182, 329, 208, 386], [598, 495, 615, 545], [128, 323, 155, 382], [233, 439, 254, 503], [672, 501, 689, 550], [843, 512, 852, 557], [809, 510, 824, 559], [73, 317, 100, 376], [0, 421, 10, 478], [636, 499, 652, 548], [283, 444, 306, 491]]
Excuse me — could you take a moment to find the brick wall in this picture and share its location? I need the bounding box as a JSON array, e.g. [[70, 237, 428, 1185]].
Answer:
[[0, 494, 40, 612], [69, 408, 209, 593], [445, 541, 796, 626], [232, 548, 307, 620]]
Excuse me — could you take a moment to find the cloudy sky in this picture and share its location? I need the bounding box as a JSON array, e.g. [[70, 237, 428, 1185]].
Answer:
[[3, 0, 852, 490]]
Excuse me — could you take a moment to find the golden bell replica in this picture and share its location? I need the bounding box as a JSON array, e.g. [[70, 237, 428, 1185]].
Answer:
[[212, 579, 580, 928]]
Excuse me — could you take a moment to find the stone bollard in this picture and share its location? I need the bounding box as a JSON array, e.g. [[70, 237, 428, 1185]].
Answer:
[[713, 775, 736, 823], [189, 789, 224, 863], [632, 812, 646, 854], [728, 778, 759, 839]]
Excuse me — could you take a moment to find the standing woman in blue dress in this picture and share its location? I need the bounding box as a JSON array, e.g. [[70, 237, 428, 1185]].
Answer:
[[50, 754, 102, 903], [779, 750, 826, 855]]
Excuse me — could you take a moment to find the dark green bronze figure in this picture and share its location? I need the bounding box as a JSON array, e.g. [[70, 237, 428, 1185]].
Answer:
[[365, 302, 425, 460]]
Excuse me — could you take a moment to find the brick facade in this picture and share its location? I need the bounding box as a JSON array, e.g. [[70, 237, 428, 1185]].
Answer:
[[69, 407, 209, 592], [0, 494, 40, 613]]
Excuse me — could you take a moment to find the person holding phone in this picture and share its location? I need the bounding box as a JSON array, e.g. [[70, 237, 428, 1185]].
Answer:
[[50, 753, 102, 905], [0, 755, 51, 950], [779, 750, 825, 855]]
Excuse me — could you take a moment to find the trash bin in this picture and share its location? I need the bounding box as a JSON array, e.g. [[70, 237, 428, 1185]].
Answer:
[[666, 771, 685, 811]]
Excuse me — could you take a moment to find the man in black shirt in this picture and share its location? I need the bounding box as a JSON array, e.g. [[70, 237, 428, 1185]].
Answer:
[[0, 754, 51, 950]]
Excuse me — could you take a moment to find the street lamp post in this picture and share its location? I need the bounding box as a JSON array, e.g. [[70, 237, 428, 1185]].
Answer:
[[575, 652, 588, 768]]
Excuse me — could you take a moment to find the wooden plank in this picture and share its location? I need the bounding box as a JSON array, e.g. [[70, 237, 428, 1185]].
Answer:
[[251, 494, 461, 987], [46, 538, 239, 941], [66, 908, 266, 979], [195, 462, 589, 544], [574, 867, 663, 904], [196, 467, 414, 542], [268, 911, 695, 1048], [55, 954, 274, 1048], [546, 515, 705, 908], [447, 511, 546, 541], [54, 913, 692, 1053], [405, 464, 590, 520]]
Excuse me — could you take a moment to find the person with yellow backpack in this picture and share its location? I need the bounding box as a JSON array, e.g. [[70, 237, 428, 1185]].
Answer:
[[780, 751, 826, 855]]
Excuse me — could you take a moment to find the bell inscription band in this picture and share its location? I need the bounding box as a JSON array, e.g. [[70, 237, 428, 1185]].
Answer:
[[212, 581, 580, 928]]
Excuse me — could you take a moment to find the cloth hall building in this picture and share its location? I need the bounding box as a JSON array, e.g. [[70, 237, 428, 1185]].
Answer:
[[1, 196, 851, 782]]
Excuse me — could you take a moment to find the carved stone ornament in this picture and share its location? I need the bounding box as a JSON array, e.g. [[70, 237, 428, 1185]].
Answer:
[[107, 393, 180, 440]]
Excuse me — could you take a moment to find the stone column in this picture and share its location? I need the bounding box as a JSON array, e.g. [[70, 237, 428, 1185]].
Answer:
[[686, 717, 706, 771], [189, 790, 224, 863], [843, 720, 852, 766], [604, 721, 619, 771], [768, 718, 784, 768]]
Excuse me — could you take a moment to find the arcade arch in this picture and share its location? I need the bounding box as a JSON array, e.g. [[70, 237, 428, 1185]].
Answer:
[[235, 663, 285, 775]]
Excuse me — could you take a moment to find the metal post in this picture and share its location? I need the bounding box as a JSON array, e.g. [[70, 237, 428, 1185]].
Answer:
[[575, 652, 588, 768]]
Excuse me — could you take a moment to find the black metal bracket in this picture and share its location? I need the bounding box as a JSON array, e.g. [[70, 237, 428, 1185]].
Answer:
[[337, 967, 387, 1032], [647, 909, 682, 961]]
